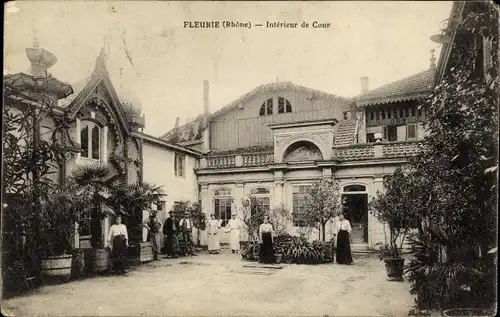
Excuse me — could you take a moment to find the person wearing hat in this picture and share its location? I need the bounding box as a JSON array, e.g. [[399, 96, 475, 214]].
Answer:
[[225, 212, 242, 253], [179, 211, 197, 256], [143, 210, 162, 260], [163, 210, 179, 258]]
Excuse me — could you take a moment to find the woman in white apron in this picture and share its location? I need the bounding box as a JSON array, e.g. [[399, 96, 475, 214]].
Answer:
[[207, 214, 221, 254], [225, 213, 241, 253]]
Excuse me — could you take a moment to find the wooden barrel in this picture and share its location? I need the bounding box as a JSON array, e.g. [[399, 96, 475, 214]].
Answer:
[[92, 248, 109, 273], [41, 254, 72, 283]]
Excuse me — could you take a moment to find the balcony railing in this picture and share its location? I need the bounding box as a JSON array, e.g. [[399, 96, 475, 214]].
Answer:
[[382, 141, 423, 158], [242, 152, 274, 166], [201, 141, 424, 169], [206, 155, 236, 168], [333, 144, 375, 161]]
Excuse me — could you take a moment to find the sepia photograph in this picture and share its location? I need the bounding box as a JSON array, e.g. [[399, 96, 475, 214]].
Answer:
[[2, 1, 498, 316]]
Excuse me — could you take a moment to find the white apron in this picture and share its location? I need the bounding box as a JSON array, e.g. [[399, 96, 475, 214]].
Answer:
[[226, 219, 241, 251]]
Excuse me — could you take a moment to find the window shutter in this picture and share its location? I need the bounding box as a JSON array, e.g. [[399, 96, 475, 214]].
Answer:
[[383, 126, 388, 140]]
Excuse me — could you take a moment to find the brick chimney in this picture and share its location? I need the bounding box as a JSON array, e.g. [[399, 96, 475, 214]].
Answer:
[[203, 80, 209, 115], [360, 77, 369, 94]]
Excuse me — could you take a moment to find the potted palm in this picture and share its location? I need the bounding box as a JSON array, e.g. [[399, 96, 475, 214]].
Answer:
[[73, 162, 122, 273], [38, 178, 93, 283], [112, 182, 166, 263]]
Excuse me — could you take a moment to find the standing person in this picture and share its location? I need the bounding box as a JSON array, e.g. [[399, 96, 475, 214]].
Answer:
[[143, 210, 162, 261], [336, 213, 353, 265], [324, 213, 339, 261], [225, 213, 242, 253], [108, 215, 129, 274], [179, 211, 197, 256], [163, 211, 179, 258], [207, 214, 221, 254], [258, 215, 276, 263]]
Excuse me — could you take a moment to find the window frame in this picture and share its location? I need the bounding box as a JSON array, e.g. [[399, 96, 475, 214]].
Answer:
[[292, 184, 312, 227], [250, 187, 271, 215], [214, 188, 233, 227], [174, 152, 186, 178], [80, 120, 102, 161], [407, 123, 417, 140]]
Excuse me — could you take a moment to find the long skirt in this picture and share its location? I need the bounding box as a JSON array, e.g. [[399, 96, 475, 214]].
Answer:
[[165, 234, 179, 255], [112, 235, 127, 272], [336, 230, 353, 264], [260, 232, 276, 263], [208, 233, 220, 252], [230, 229, 240, 251]]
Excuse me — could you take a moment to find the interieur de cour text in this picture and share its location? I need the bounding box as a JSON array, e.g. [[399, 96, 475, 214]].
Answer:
[[183, 21, 331, 29]]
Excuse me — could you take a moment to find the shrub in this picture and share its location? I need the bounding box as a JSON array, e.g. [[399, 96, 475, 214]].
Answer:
[[284, 236, 326, 264]]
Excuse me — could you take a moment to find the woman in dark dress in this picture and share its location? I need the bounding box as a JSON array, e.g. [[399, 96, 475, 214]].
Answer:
[[336, 213, 353, 265], [107, 216, 129, 274], [259, 215, 276, 263]]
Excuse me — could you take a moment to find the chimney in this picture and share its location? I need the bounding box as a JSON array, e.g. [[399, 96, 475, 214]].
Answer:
[[360, 76, 369, 94], [203, 80, 209, 115], [175, 117, 180, 128]]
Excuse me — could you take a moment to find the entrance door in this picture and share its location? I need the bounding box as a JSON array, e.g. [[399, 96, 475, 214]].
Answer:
[[341, 194, 368, 244]]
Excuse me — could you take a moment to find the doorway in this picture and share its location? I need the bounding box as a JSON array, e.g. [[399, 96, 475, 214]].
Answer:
[[341, 193, 368, 244]]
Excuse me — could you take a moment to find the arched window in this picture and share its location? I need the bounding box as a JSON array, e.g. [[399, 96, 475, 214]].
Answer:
[[250, 187, 271, 214], [214, 188, 232, 226], [80, 121, 101, 160], [259, 98, 273, 116], [278, 97, 292, 114], [343, 185, 366, 192]]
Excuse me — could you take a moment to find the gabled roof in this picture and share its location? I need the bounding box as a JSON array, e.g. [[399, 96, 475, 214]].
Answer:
[[210, 81, 351, 120], [354, 68, 436, 107], [160, 81, 350, 142]]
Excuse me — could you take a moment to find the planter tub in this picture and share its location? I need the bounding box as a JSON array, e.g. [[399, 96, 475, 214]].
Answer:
[[86, 248, 109, 273], [275, 254, 283, 264], [384, 257, 405, 281], [41, 254, 73, 283], [442, 308, 490, 317]]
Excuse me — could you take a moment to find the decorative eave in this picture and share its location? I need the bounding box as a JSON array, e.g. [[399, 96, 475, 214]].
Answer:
[[66, 70, 131, 136], [3, 73, 74, 100], [357, 92, 431, 107], [132, 131, 202, 157], [209, 81, 351, 122], [268, 118, 338, 130]]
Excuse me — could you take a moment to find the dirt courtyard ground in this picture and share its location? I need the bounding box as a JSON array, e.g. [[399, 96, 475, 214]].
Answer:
[[2, 253, 414, 316]]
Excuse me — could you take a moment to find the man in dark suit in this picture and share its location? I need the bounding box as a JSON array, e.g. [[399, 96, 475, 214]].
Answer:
[[163, 211, 179, 258]]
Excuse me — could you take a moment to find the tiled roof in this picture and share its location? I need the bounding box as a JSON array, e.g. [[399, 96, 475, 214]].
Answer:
[[58, 76, 92, 107], [355, 68, 436, 106]]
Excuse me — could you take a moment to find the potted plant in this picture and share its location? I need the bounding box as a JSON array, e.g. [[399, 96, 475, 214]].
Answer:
[[274, 246, 284, 264], [73, 162, 122, 273], [369, 169, 417, 281], [37, 178, 93, 283]]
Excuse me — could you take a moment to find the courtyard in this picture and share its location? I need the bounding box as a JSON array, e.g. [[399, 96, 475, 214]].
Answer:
[[1, 252, 413, 317]]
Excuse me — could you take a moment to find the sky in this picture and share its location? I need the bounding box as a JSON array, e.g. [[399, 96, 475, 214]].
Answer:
[[4, 1, 453, 137]]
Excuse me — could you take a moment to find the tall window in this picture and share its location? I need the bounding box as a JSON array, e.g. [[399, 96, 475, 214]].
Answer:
[[292, 185, 311, 227], [214, 188, 232, 226], [278, 97, 292, 114], [250, 187, 270, 214], [174, 153, 185, 177], [80, 121, 101, 160], [259, 98, 273, 116]]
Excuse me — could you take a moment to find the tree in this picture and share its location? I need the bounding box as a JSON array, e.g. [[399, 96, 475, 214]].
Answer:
[[377, 3, 499, 310], [292, 178, 343, 241], [72, 162, 122, 248], [369, 168, 419, 258], [269, 204, 292, 236], [237, 196, 266, 242], [170, 200, 206, 246]]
